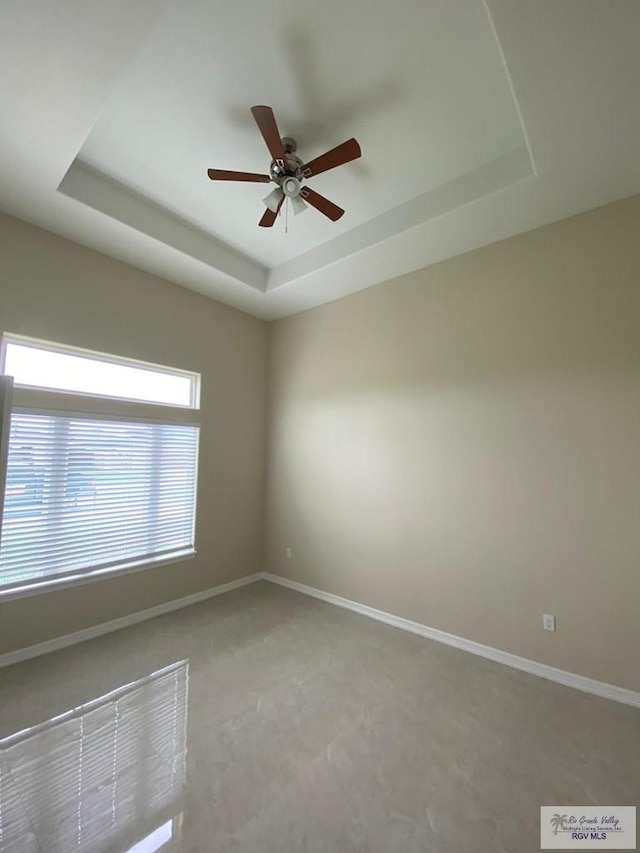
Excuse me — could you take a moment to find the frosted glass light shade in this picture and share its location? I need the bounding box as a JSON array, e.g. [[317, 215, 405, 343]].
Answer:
[[263, 188, 284, 213], [290, 195, 308, 216]]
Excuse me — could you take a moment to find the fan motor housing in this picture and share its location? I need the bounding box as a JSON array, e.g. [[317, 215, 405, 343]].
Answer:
[[270, 139, 304, 183]]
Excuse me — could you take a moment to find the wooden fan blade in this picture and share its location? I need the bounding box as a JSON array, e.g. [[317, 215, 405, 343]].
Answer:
[[259, 195, 285, 227], [300, 186, 344, 221], [301, 138, 361, 179], [207, 169, 270, 183], [251, 105, 286, 163]]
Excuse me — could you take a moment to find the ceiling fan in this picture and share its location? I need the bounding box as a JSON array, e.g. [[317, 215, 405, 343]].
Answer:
[[207, 105, 361, 228]]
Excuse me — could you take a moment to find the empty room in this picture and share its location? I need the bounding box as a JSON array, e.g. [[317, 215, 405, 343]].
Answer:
[[0, 1, 638, 851]]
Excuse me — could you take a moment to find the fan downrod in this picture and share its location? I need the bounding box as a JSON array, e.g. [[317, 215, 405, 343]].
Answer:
[[282, 137, 297, 154]]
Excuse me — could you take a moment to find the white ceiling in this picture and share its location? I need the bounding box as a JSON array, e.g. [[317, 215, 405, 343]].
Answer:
[[76, 0, 526, 268], [0, 0, 638, 320]]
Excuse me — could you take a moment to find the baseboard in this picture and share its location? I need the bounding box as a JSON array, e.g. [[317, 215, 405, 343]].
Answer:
[[4, 569, 638, 709], [262, 572, 640, 709], [0, 572, 262, 670]]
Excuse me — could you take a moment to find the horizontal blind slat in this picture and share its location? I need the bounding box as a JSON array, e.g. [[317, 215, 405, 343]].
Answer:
[[1, 412, 198, 590]]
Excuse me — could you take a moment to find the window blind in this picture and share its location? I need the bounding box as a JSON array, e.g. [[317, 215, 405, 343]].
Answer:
[[0, 412, 198, 592]]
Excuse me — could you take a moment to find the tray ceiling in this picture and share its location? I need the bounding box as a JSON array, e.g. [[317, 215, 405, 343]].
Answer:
[[0, 0, 638, 319]]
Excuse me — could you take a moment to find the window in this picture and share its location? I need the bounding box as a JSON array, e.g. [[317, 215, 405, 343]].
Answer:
[[2, 335, 199, 408], [0, 336, 200, 596]]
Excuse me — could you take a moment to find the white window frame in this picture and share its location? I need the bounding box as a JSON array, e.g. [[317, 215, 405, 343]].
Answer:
[[0, 334, 201, 600], [0, 333, 201, 410]]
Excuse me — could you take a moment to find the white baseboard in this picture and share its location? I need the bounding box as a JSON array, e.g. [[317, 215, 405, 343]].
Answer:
[[262, 572, 640, 709], [3, 569, 638, 709], [0, 572, 262, 670]]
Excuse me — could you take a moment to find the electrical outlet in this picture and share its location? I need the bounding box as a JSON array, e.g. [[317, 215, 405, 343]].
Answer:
[[285, 547, 292, 559], [542, 613, 556, 632]]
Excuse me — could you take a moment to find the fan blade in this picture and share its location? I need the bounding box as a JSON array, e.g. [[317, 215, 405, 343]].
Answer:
[[207, 169, 270, 183], [300, 186, 344, 221], [251, 105, 286, 164], [259, 194, 285, 227], [301, 138, 361, 178]]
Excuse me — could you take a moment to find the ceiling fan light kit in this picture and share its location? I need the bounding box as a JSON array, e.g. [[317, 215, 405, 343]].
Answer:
[[282, 176, 301, 198], [207, 105, 361, 228], [263, 187, 284, 213], [290, 195, 308, 216]]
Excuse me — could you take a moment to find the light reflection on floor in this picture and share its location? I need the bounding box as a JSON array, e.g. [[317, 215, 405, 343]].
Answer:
[[126, 818, 175, 853], [0, 660, 188, 853], [1, 584, 638, 852]]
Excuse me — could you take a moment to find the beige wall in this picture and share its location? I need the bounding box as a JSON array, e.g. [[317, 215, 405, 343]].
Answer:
[[2, 197, 639, 691], [265, 195, 640, 692], [0, 213, 267, 654]]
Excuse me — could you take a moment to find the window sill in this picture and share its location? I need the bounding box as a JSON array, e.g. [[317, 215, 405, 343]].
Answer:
[[0, 549, 197, 601]]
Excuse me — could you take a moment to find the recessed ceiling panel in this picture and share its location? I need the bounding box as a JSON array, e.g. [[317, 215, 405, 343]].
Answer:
[[74, 0, 527, 269]]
